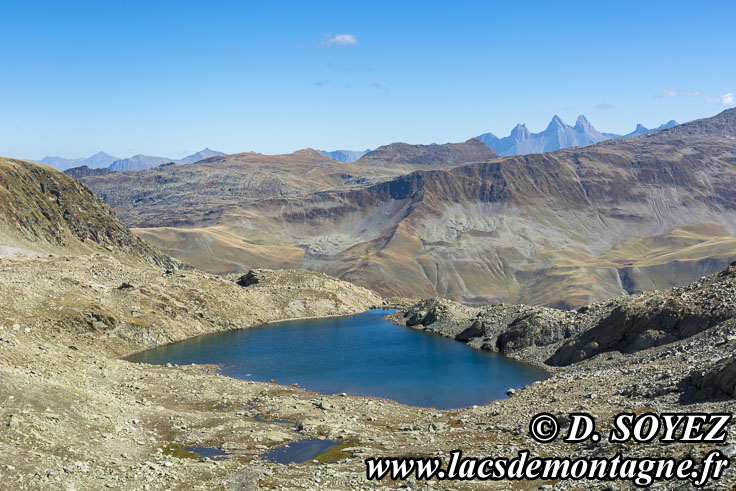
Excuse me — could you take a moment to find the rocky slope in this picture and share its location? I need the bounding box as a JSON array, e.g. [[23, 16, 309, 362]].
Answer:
[[391, 260, 736, 374], [0, 157, 173, 267], [385, 264, 736, 480]]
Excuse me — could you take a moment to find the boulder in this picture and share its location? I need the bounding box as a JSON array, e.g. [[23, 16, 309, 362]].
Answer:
[[236, 271, 260, 287], [689, 356, 736, 399]]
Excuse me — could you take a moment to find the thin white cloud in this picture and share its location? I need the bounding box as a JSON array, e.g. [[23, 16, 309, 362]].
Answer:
[[321, 33, 358, 47], [706, 93, 734, 105], [596, 103, 614, 110], [655, 88, 701, 98]]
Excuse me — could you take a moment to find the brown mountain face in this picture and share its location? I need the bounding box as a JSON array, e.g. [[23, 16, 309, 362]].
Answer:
[[84, 109, 736, 308], [78, 141, 499, 228], [77, 149, 353, 227], [0, 158, 173, 267]]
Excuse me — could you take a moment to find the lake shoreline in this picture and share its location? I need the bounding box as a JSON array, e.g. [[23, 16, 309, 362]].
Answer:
[[123, 307, 546, 409], [118, 306, 388, 360]]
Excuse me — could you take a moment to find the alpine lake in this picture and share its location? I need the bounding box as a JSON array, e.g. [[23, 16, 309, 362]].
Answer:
[[127, 309, 547, 409]]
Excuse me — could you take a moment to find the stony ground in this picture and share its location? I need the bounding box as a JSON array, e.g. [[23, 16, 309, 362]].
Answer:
[[388, 262, 736, 489], [2, 254, 735, 489]]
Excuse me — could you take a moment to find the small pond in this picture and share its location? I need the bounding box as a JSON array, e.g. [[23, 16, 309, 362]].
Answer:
[[260, 439, 340, 464]]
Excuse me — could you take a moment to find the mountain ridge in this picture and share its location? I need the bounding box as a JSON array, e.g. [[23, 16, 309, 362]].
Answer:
[[37, 151, 119, 171], [0, 157, 174, 267], [35, 148, 226, 173], [356, 138, 498, 168], [126, 108, 736, 308], [478, 115, 679, 156], [76, 140, 502, 228]]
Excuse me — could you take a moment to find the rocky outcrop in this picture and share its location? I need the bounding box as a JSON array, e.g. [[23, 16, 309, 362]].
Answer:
[[393, 261, 736, 403], [492, 311, 579, 352], [689, 355, 736, 399], [391, 300, 586, 361], [548, 262, 736, 366], [395, 298, 476, 338], [547, 298, 723, 366], [64, 165, 113, 178], [236, 270, 260, 287]]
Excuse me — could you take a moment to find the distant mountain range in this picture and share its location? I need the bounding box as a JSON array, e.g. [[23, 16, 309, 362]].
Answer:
[[35, 116, 679, 172], [36, 148, 225, 173], [318, 149, 371, 162], [177, 148, 226, 165], [477, 115, 678, 156], [617, 121, 678, 138], [107, 148, 226, 172], [38, 151, 119, 171]]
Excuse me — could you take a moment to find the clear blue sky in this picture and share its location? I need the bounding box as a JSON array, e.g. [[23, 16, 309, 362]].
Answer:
[[1, 0, 734, 159]]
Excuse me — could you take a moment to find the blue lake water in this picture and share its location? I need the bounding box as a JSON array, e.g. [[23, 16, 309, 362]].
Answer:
[[126, 309, 547, 409]]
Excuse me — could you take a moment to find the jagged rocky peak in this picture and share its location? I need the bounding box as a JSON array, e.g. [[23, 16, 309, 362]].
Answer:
[[477, 114, 680, 156], [546, 114, 568, 130], [509, 123, 530, 140], [574, 114, 593, 131]]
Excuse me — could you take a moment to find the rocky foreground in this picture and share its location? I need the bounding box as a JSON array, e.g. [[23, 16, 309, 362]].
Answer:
[[1, 257, 735, 489], [387, 263, 736, 488]]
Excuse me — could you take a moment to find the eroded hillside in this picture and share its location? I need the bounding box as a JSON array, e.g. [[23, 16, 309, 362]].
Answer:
[[111, 109, 736, 308], [79, 140, 497, 229]]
